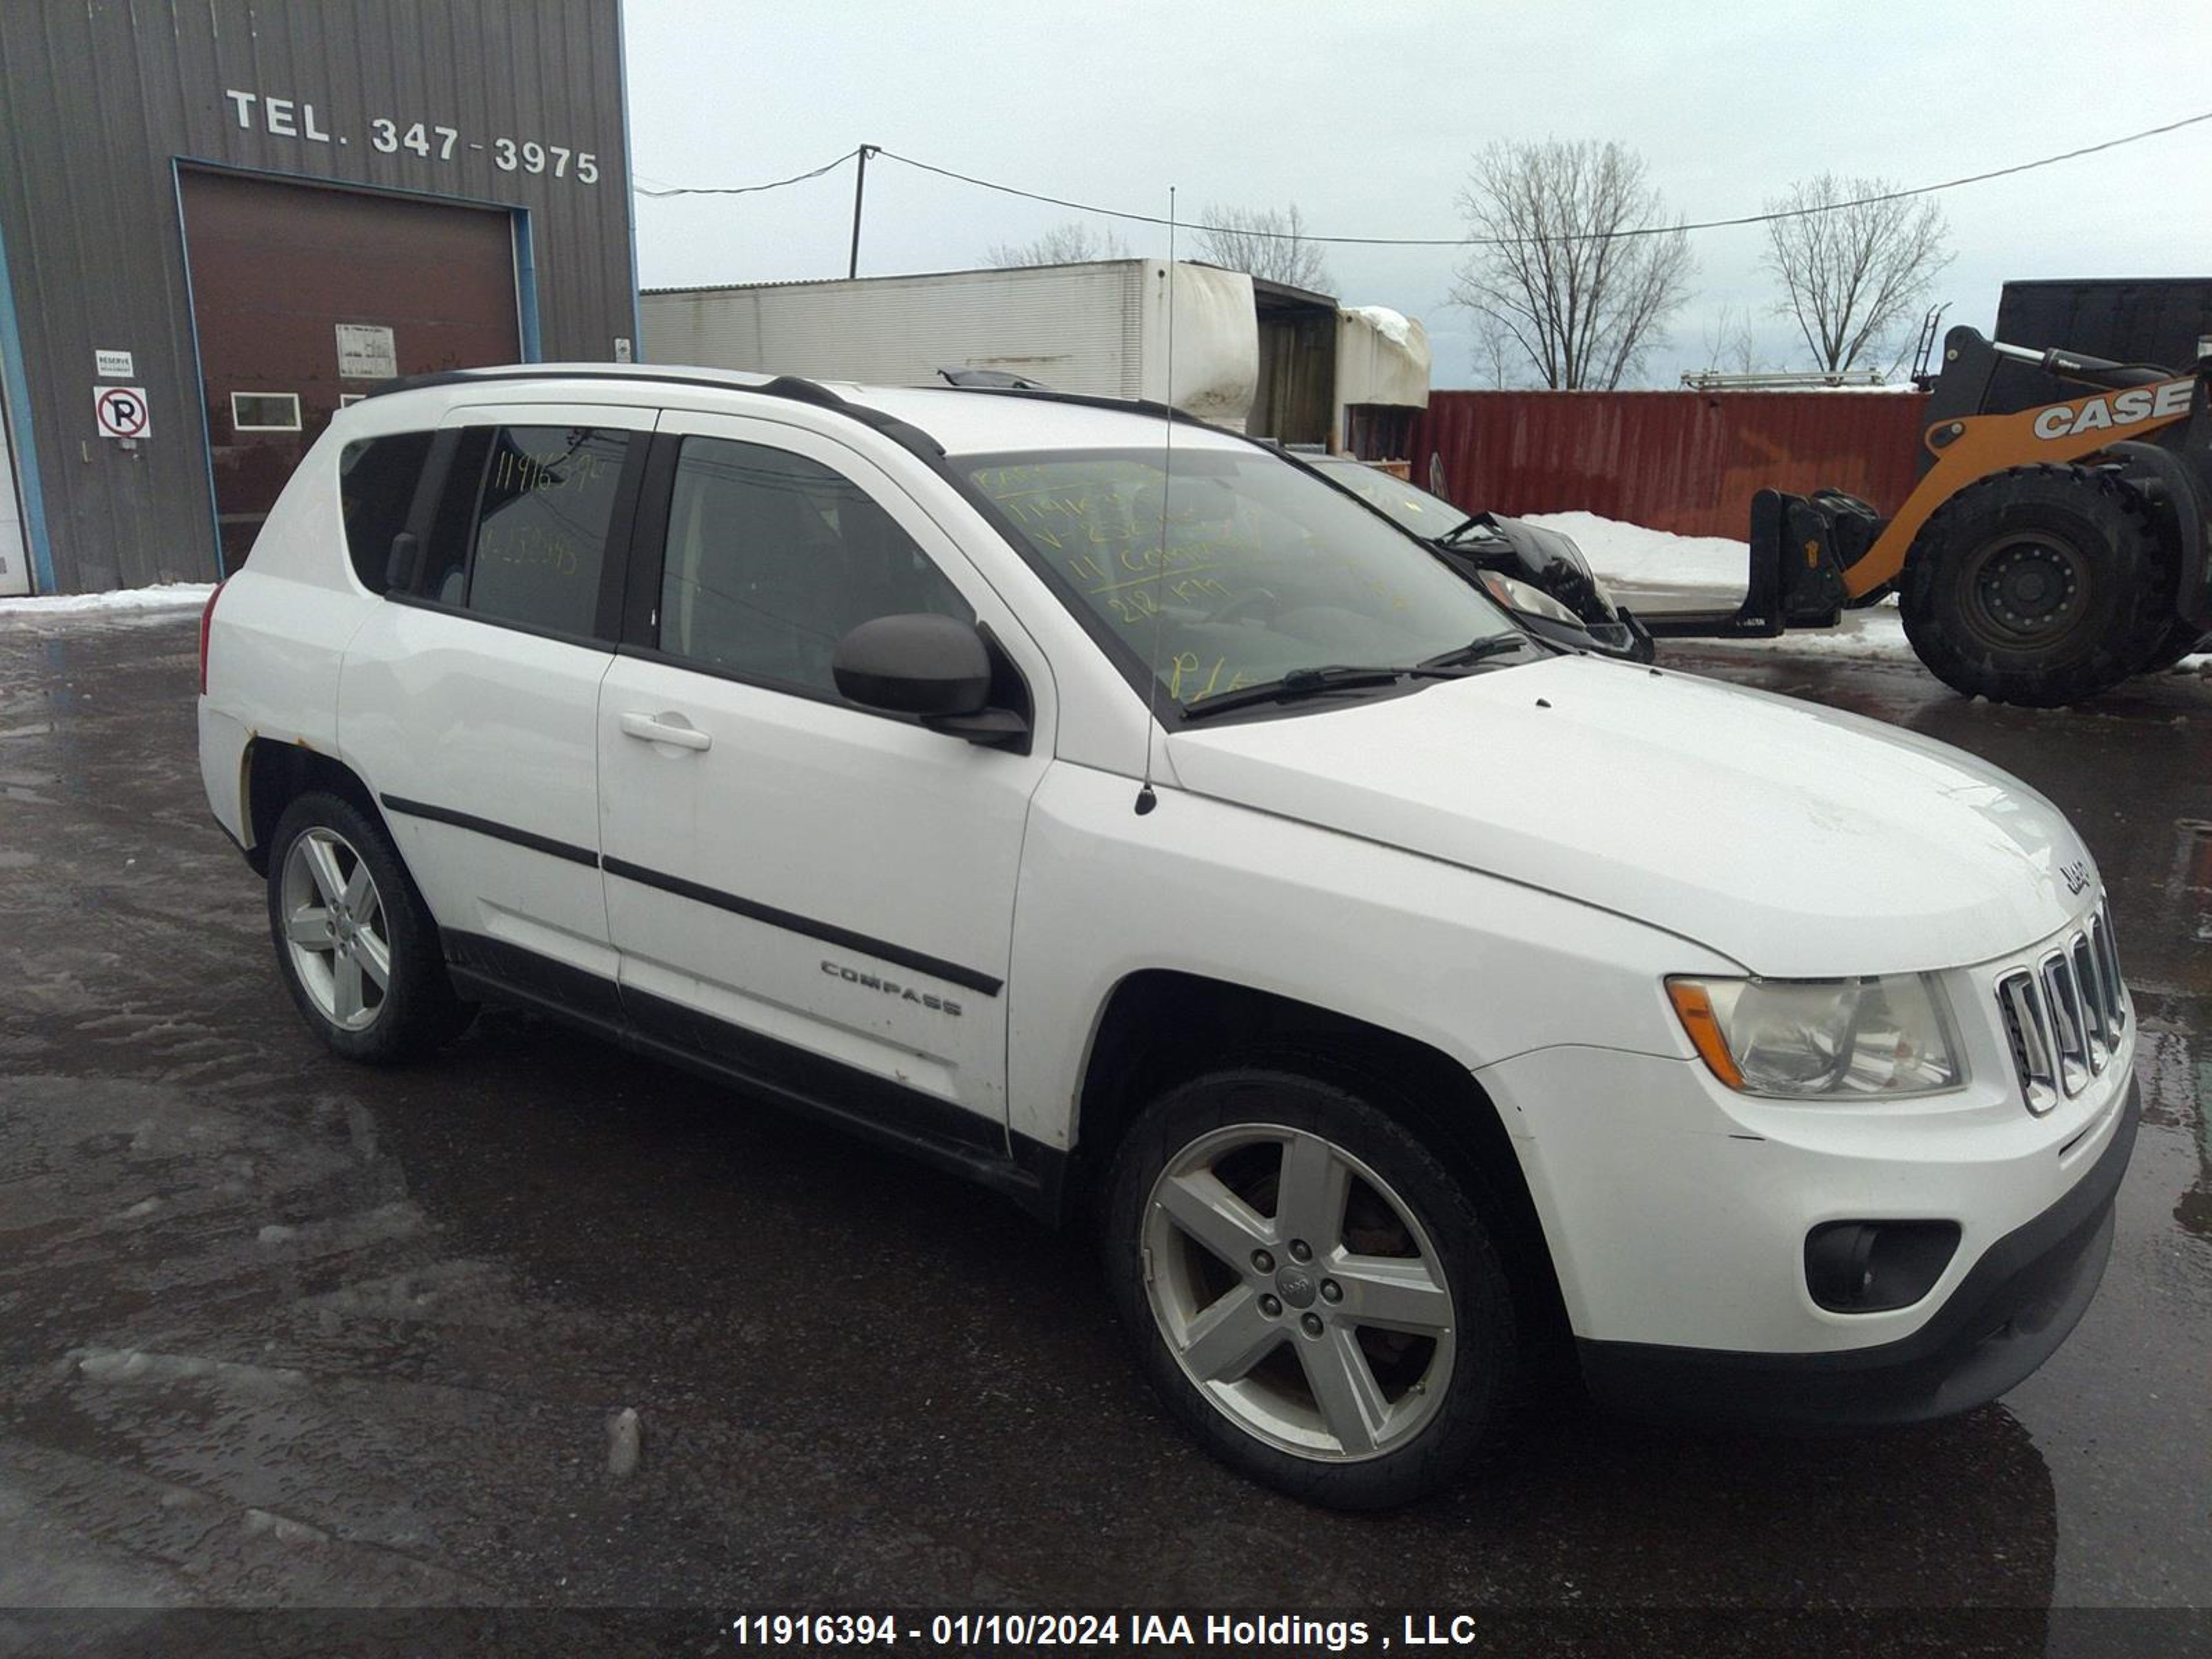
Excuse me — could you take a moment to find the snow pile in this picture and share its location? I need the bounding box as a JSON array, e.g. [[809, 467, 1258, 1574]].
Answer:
[[0, 582, 215, 618], [1521, 512, 1752, 596]]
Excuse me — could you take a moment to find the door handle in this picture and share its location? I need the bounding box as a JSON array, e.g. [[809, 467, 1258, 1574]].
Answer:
[[619, 711, 713, 751]]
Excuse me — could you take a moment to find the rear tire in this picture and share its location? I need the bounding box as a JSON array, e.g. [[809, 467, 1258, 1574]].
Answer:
[[1104, 1062, 1517, 1510], [266, 791, 474, 1063], [1900, 465, 2174, 706]]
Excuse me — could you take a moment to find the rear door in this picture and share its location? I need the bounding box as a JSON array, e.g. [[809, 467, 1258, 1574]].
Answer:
[[340, 404, 653, 1006], [596, 410, 1053, 1147]]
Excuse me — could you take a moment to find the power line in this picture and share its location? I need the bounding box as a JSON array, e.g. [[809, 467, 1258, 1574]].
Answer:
[[633, 147, 859, 198], [632, 110, 2212, 247]]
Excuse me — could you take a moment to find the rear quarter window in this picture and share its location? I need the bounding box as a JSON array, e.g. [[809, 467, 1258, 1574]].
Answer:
[[337, 432, 434, 592]]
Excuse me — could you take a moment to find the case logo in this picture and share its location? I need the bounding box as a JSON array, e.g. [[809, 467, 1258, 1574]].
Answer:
[[2032, 379, 2191, 442]]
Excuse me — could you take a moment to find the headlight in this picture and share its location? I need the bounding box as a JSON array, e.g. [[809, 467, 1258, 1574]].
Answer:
[[1667, 974, 1964, 1098], [1479, 570, 1584, 626]]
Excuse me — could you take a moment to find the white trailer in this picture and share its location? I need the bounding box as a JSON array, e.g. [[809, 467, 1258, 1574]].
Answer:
[[641, 260, 1262, 429]]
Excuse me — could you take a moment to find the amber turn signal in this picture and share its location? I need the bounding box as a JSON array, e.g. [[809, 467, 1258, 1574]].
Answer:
[[1667, 979, 1745, 1090]]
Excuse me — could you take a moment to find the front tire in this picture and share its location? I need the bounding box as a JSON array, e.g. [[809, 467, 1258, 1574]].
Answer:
[[1900, 465, 2174, 706], [266, 791, 473, 1063], [1105, 1063, 1517, 1510]]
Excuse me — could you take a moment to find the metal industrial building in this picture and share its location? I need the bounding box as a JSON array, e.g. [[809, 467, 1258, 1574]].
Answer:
[[0, 0, 639, 595]]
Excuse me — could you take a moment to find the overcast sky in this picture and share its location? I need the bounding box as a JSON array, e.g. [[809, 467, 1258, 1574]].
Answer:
[[623, 0, 2212, 388]]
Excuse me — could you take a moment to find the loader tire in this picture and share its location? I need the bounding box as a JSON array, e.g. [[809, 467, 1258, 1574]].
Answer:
[[1900, 465, 2174, 707]]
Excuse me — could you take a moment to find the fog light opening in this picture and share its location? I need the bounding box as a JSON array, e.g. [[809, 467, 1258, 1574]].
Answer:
[[1805, 1220, 1962, 1313]]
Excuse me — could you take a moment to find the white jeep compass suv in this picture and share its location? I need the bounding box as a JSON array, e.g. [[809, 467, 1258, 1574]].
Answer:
[[198, 365, 2137, 1509]]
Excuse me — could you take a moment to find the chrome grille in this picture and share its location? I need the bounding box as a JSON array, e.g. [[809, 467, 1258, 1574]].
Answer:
[[1996, 903, 2128, 1114], [2090, 908, 2126, 1034]]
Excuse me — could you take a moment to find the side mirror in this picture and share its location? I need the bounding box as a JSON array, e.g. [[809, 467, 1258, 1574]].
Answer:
[[833, 613, 990, 715], [832, 614, 1030, 747]]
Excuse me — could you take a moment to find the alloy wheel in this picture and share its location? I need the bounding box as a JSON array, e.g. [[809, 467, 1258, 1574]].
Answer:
[[1141, 1123, 1456, 1461], [279, 827, 391, 1031]]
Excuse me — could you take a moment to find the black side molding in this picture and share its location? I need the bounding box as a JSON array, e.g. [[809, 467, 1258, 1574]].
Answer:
[[379, 794, 598, 868], [602, 856, 1002, 997], [378, 794, 1003, 997]]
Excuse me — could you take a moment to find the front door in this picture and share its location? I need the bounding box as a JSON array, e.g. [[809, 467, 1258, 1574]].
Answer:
[[596, 411, 1052, 1147]]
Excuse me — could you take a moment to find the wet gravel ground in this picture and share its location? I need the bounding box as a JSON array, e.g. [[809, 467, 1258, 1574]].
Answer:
[[0, 612, 2207, 1653]]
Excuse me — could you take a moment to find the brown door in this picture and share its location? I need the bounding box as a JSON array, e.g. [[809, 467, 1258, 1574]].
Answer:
[[179, 169, 523, 569]]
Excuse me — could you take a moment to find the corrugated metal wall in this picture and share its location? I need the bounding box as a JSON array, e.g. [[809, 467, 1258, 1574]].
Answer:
[[0, 0, 637, 592], [1410, 391, 1933, 540]]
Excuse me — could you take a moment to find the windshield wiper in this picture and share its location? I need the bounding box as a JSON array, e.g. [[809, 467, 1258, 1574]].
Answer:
[[1438, 512, 1503, 545], [1180, 654, 1510, 722], [1179, 665, 1413, 722], [1420, 634, 1536, 669]]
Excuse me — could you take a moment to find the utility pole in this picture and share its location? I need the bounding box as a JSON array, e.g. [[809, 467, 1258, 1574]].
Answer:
[[847, 144, 878, 279]]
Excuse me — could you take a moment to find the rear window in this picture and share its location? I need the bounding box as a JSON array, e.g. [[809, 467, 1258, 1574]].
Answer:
[[463, 427, 632, 637], [389, 425, 634, 640], [337, 432, 434, 592]]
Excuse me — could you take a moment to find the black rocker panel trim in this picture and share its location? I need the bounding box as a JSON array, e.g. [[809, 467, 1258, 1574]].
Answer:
[[379, 794, 598, 868], [601, 856, 1004, 997], [438, 928, 1061, 1219], [442, 928, 625, 1023]]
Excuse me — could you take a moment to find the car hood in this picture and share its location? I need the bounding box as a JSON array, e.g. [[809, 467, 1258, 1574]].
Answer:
[[1165, 655, 2092, 977]]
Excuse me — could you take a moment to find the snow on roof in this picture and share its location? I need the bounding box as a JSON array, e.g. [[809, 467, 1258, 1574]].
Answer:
[[1346, 306, 1413, 348]]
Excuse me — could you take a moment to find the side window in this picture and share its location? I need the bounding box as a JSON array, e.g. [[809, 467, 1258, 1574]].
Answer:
[[337, 432, 433, 592], [657, 436, 973, 697], [463, 427, 632, 637]]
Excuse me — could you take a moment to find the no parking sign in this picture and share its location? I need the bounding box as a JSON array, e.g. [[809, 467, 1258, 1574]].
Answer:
[[94, 385, 150, 440]]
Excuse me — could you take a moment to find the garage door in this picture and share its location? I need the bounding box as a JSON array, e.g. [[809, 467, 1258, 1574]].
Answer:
[[179, 169, 523, 570]]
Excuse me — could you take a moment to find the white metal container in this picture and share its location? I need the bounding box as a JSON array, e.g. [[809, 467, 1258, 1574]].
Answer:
[[641, 261, 1260, 430]]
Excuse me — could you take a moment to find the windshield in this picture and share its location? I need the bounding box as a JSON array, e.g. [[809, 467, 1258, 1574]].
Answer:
[[960, 447, 1518, 711], [1309, 458, 1463, 537]]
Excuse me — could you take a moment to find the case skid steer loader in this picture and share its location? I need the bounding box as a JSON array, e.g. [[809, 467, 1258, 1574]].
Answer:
[[1638, 326, 2212, 705]]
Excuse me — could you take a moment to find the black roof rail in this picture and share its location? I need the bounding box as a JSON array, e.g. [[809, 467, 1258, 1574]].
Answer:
[[357, 364, 946, 456], [937, 382, 1224, 433]]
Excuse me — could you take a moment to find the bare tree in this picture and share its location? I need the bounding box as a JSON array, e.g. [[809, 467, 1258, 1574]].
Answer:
[[984, 220, 1130, 268], [1191, 203, 1333, 292], [1469, 310, 1524, 389], [1700, 303, 1761, 375], [1447, 139, 1694, 391], [1762, 174, 1951, 376]]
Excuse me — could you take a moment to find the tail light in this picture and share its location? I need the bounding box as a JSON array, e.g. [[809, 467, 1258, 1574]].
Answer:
[[198, 579, 227, 695]]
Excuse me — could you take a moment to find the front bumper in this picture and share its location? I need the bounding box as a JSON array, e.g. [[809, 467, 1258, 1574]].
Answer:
[[1576, 1078, 2136, 1427]]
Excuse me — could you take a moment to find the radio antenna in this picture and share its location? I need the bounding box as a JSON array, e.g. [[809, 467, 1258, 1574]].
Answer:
[[1135, 186, 1175, 816]]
